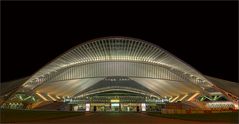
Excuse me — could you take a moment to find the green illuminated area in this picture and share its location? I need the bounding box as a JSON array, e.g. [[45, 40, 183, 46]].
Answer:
[[1, 92, 39, 109], [198, 95, 228, 102]]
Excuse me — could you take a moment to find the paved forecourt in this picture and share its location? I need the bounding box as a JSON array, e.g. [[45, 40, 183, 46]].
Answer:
[[12, 112, 232, 124]]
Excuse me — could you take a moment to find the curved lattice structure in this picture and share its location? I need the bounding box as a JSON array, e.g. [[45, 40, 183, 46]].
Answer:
[[23, 37, 212, 88], [9, 36, 234, 103]]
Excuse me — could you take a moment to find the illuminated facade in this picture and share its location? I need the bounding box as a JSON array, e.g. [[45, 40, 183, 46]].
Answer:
[[1, 36, 238, 112]]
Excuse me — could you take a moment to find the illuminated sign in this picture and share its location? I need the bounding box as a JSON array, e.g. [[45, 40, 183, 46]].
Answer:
[[111, 103, 120, 107], [86, 103, 90, 111], [141, 103, 146, 111], [111, 99, 120, 102]]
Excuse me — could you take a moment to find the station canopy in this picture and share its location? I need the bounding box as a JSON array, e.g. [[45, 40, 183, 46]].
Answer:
[[13, 37, 232, 99]]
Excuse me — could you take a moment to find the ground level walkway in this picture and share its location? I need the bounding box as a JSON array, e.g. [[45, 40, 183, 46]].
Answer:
[[8, 112, 235, 124]]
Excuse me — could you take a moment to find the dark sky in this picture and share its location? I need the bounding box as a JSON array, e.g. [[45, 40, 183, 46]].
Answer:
[[1, 1, 238, 82]]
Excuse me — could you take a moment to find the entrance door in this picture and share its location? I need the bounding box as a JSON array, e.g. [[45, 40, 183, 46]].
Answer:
[[111, 103, 120, 112]]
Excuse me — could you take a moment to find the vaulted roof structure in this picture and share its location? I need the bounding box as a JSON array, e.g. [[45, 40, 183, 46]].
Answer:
[[11, 36, 220, 99], [2, 36, 239, 113]]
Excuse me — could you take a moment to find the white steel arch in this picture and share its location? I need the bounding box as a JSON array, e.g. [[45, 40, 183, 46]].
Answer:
[[21, 36, 213, 92], [7, 36, 226, 101]]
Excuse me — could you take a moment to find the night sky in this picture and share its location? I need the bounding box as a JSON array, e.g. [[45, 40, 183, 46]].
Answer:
[[1, 1, 238, 82]]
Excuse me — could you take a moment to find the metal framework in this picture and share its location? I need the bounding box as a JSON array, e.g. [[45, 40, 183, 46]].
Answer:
[[14, 36, 220, 99]]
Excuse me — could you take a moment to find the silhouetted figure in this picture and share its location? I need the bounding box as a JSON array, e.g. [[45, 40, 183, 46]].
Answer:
[[94, 106, 96, 112]]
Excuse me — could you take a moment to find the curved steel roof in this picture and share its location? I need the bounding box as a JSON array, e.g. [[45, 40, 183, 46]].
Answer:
[[22, 36, 213, 91]]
